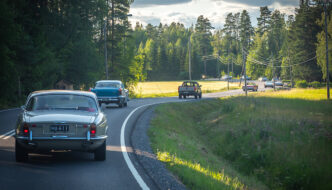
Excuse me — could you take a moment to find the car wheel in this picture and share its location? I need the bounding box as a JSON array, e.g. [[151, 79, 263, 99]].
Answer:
[[183, 95, 186, 99], [15, 140, 28, 162], [199, 94, 202, 99], [195, 95, 198, 99], [118, 100, 123, 108], [179, 94, 182, 99], [94, 141, 106, 161]]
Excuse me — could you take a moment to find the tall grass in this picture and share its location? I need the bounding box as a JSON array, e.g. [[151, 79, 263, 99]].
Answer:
[[149, 89, 332, 189]]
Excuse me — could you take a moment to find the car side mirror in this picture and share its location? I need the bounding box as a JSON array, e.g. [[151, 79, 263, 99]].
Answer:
[[21, 105, 26, 110]]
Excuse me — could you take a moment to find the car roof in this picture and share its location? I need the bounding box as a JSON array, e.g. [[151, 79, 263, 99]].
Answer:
[[29, 90, 97, 98], [96, 80, 122, 84]]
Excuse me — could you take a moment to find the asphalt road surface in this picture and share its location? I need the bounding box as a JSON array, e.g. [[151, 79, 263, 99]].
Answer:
[[0, 84, 267, 190]]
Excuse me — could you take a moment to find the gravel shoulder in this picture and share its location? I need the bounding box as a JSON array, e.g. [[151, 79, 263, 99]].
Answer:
[[130, 106, 187, 190]]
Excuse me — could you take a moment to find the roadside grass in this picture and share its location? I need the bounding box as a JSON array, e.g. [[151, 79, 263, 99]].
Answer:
[[149, 88, 332, 189], [131, 81, 240, 98]]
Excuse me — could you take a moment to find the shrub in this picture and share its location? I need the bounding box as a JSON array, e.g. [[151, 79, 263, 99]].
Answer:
[[308, 81, 322, 88], [295, 80, 307, 88]]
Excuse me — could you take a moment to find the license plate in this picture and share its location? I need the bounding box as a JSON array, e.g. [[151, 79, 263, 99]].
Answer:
[[50, 125, 69, 132]]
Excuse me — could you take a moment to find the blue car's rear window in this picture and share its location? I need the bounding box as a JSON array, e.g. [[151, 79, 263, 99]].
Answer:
[[96, 82, 120, 88]]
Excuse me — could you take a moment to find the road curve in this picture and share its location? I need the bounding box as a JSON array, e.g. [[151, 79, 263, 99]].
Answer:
[[0, 97, 193, 190], [0, 85, 266, 190]]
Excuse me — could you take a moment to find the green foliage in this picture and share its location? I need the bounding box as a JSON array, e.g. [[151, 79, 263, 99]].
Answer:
[[308, 81, 323, 88], [295, 80, 308, 88], [0, 0, 137, 107], [316, 13, 332, 80], [285, 2, 323, 82], [257, 6, 271, 36]]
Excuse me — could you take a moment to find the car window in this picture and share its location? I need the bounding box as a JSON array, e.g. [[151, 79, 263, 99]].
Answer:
[[26, 94, 98, 112], [96, 82, 120, 88]]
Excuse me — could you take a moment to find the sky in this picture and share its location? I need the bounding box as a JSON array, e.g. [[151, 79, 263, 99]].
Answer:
[[128, 0, 299, 29]]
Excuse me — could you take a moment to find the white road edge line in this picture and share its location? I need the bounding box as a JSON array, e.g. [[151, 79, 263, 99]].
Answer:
[[121, 104, 152, 190], [3, 132, 15, 140], [120, 100, 190, 190], [0, 129, 15, 139]]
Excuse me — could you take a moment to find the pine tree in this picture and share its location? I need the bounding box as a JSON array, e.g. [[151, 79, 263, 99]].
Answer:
[[257, 6, 272, 36]]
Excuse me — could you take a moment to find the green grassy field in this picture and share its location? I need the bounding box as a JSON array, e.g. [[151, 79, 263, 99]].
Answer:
[[131, 81, 240, 98], [149, 88, 332, 190]]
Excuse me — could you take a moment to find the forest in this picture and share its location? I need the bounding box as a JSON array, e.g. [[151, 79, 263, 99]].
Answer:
[[0, 0, 331, 106]]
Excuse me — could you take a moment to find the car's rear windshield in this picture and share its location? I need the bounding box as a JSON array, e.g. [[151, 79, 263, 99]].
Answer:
[[95, 82, 120, 88], [26, 94, 98, 112], [182, 82, 197, 86]]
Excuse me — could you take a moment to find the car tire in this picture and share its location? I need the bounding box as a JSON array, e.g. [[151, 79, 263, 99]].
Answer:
[[195, 95, 198, 99], [94, 141, 106, 161], [15, 140, 28, 162], [183, 95, 186, 99], [199, 94, 202, 99], [118, 100, 123, 108], [179, 94, 182, 99]]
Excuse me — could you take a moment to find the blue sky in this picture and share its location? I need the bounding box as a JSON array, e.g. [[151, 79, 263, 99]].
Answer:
[[129, 0, 299, 29]]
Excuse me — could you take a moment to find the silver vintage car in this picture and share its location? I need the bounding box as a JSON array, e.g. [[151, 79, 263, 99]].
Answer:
[[15, 90, 108, 162]]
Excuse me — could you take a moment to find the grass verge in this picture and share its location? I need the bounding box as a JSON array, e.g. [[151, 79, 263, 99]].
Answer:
[[149, 88, 332, 189]]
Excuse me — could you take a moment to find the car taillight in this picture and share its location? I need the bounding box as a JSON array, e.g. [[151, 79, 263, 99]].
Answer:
[[90, 124, 96, 136], [23, 123, 29, 135], [194, 87, 197, 91], [119, 88, 122, 94]]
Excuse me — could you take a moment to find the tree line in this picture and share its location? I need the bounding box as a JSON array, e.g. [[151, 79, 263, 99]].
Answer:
[[0, 0, 331, 107], [133, 1, 331, 84], [0, 0, 138, 107]]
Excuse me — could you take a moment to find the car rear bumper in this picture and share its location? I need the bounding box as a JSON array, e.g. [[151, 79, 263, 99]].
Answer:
[[97, 96, 125, 104], [179, 92, 199, 95], [16, 135, 107, 152]]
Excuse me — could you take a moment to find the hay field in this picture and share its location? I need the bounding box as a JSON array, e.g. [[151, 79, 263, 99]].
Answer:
[[132, 81, 240, 97]]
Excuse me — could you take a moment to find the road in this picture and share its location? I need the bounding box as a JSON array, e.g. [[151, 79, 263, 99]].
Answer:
[[0, 84, 266, 190]]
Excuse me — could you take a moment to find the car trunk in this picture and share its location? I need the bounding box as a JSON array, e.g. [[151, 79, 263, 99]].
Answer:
[[92, 88, 120, 97], [25, 111, 95, 138], [179, 86, 195, 92]]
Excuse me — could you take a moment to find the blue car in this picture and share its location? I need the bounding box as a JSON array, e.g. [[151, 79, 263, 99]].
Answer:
[[91, 80, 129, 108]]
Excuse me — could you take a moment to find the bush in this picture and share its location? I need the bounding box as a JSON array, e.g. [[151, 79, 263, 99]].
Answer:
[[308, 81, 322, 88], [295, 80, 307, 88]]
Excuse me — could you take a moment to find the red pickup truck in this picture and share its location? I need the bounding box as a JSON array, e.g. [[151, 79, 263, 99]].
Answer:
[[178, 81, 202, 99]]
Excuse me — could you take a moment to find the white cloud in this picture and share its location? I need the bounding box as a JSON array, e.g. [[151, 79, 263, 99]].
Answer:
[[128, 0, 298, 29]]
